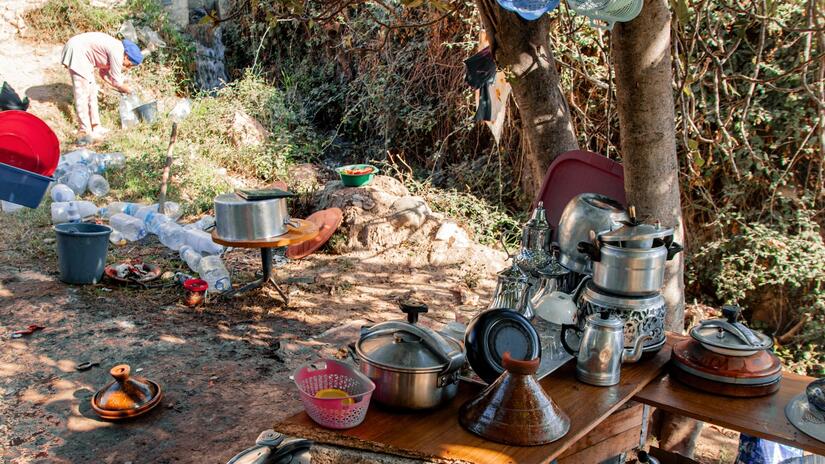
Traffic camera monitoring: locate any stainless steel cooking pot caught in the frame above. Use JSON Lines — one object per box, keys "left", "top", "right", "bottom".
{"left": 576, "top": 209, "right": 682, "bottom": 296}
{"left": 355, "top": 301, "right": 466, "bottom": 410}
{"left": 557, "top": 193, "right": 629, "bottom": 275}
{"left": 214, "top": 193, "right": 294, "bottom": 241}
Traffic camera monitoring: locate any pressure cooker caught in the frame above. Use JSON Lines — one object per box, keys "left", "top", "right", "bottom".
{"left": 355, "top": 301, "right": 466, "bottom": 410}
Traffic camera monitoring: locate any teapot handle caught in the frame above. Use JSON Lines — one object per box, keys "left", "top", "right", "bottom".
{"left": 560, "top": 324, "right": 581, "bottom": 356}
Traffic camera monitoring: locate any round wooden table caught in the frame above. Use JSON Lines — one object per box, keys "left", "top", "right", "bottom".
{"left": 212, "top": 219, "right": 319, "bottom": 304}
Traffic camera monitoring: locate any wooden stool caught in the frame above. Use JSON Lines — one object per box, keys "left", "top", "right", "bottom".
{"left": 211, "top": 219, "right": 319, "bottom": 305}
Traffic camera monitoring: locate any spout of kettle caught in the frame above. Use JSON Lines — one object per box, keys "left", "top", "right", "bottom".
{"left": 622, "top": 334, "right": 653, "bottom": 363}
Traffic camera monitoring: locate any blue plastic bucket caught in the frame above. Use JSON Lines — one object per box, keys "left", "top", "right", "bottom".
{"left": 54, "top": 223, "right": 112, "bottom": 284}
{"left": 0, "top": 162, "right": 53, "bottom": 208}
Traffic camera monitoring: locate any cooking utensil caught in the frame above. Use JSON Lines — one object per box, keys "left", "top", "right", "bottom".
{"left": 459, "top": 353, "right": 570, "bottom": 445}
{"left": 577, "top": 280, "right": 666, "bottom": 351}
{"left": 355, "top": 301, "right": 466, "bottom": 410}
{"left": 91, "top": 364, "right": 163, "bottom": 420}
{"left": 488, "top": 263, "right": 534, "bottom": 319}
{"left": 215, "top": 192, "right": 296, "bottom": 241}
{"left": 226, "top": 431, "right": 313, "bottom": 464}
{"left": 689, "top": 305, "right": 773, "bottom": 356}
{"left": 292, "top": 358, "right": 374, "bottom": 429}
{"left": 562, "top": 312, "right": 651, "bottom": 386}
{"left": 557, "top": 193, "right": 629, "bottom": 275}
{"left": 465, "top": 308, "right": 542, "bottom": 384}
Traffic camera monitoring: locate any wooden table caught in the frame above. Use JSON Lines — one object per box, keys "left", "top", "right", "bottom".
{"left": 275, "top": 340, "right": 673, "bottom": 464}
{"left": 634, "top": 371, "right": 824, "bottom": 456}
{"left": 212, "top": 219, "right": 318, "bottom": 304}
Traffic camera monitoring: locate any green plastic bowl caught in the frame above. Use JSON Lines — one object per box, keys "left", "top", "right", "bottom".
{"left": 336, "top": 164, "right": 379, "bottom": 187}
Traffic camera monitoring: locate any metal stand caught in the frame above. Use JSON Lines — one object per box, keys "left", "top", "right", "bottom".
{"left": 221, "top": 247, "right": 289, "bottom": 305}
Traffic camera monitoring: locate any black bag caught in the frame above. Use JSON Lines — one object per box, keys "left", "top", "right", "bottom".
{"left": 464, "top": 47, "right": 497, "bottom": 122}
{"left": 0, "top": 81, "right": 29, "bottom": 111}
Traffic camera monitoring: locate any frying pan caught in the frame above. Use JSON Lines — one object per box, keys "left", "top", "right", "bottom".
{"left": 464, "top": 309, "right": 542, "bottom": 384}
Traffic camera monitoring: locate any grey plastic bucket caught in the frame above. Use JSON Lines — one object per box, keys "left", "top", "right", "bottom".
{"left": 54, "top": 223, "right": 111, "bottom": 284}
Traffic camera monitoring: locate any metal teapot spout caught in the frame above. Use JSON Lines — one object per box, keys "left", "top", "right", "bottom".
{"left": 622, "top": 334, "right": 653, "bottom": 363}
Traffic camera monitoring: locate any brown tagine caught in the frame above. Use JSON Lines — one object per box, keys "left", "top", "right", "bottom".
{"left": 459, "top": 353, "right": 570, "bottom": 446}
{"left": 91, "top": 364, "right": 163, "bottom": 420}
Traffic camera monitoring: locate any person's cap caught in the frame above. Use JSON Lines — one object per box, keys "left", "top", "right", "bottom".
{"left": 122, "top": 39, "right": 143, "bottom": 66}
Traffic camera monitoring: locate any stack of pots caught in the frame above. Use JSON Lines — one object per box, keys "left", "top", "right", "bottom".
{"left": 568, "top": 203, "right": 683, "bottom": 353}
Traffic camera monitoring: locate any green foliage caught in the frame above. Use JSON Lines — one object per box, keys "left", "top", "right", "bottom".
{"left": 24, "top": 0, "right": 129, "bottom": 42}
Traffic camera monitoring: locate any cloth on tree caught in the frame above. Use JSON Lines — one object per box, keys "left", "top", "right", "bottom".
{"left": 464, "top": 47, "right": 497, "bottom": 122}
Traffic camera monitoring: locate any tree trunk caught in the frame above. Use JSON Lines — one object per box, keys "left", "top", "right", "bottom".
{"left": 475, "top": 0, "right": 578, "bottom": 195}
{"left": 612, "top": 0, "right": 685, "bottom": 332}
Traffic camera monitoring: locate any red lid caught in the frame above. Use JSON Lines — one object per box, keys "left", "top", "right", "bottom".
{"left": 183, "top": 278, "right": 209, "bottom": 292}
{"left": 0, "top": 111, "right": 60, "bottom": 176}
{"left": 286, "top": 208, "right": 343, "bottom": 259}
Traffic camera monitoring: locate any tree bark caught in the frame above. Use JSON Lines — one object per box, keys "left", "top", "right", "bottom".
{"left": 475, "top": 0, "right": 578, "bottom": 195}
{"left": 612, "top": 0, "right": 685, "bottom": 331}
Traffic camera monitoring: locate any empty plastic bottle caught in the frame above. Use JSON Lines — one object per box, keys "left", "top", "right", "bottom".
{"left": 59, "top": 165, "right": 92, "bottom": 195}
{"left": 169, "top": 98, "right": 192, "bottom": 123}
{"left": 119, "top": 95, "right": 139, "bottom": 129}
{"left": 158, "top": 222, "right": 186, "bottom": 251}
{"left": 87, "top": 174, "right": 110, "bottom": 196}
{"left": 50, "top": 184, "right": 75, "bottom": 202}
{"left": 91, "top": 152, "right": 126, "bottom": 173}
{"left": 109, "top": 213, "right": 147, "bottom": 241}
{"left": 198, "top": 255, "right": 231, "bottom": 292}
{"left": 140, "top": 211, "right": 172, "bottom": 235}
{"left": 66, "top": 202, "right": 81, "bottom": 223}
{"left": 60, "top": 148, "right": 95, "bottom": 166}
{"left": 184, "top": 229, "right": 225, "bottom": 255}
{"left": 157, "top": 201, "right": 182, "bottom": 220}
{"left": 51, "top": 201, "right": 98, "bottom": 224}
{"left": 109, "top": 229, "right": 126, "bottom": 245}
{"left": 179, "top": 245, "right": 203, "bottom": 273}
{"left": 100, "top": 201, "right": 142, "bottom": 219}
{"left": 184, "top": 215, "right": 215, "bottom": 231}
{"left": 1, "top": 201, "right": 24, "bottom": 213}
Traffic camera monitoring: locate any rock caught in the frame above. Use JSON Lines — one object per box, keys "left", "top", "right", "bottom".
{"left": 288, "top": 163, "right": 325, "bottom": 192}
{"left": 389, "top": 196, "right": 431, "bottom": 230}
{"left": 434, "top": 221, "right": 470, "bottom": 248}
{"left": 228, "top": 110, "right": 269, "bottom": 147}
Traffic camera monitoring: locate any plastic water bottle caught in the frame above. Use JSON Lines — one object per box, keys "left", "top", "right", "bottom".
{"left": 169, "top": 98, "right": 192, "bottom": 123}
{"left": 109, "top": 229, "right": 126, "bottom": 245}
{"left": 66, "top": 202, "right": 81, "bottom": 223}
{"left": 60, "top": 165, "right": 92, "bottom": 194}
{"left": 157, "top": 201, "right": 182, "bottom": 220}
{"left": 51, "top": 201, "right": 98, "bottom": 224}
{"left": 1, "top": 201, "right": 24, "bottom": 213}
{"left": 184, "top": 229, "right": 225, "bottom": 255}
{"left": 179, "top": 245, "right": 202, "bottom": 273}
{"left": 50, "top": 184, "right": 75, "bottom": 202}
{"left": 184, "top": 215, "right": 215, "bottom": 231}
{"left": 100, "top": 201, "right": 142, "bottom": 218}
{"left": 119, "top": 95, "right": 139, "bottom": 129}
{"left": 92, "top": 152, "right": 125, "bottom": 173}
{"left": 61, "top": 148, "right": 95, "bottom": 166}
{"left": 158, "top": 222, "right": 186, "bottom": 251}
{"left": 199, "top": 255, "right": 231, "bottom": 292}
{"left": 110, "top": 213, "right": 147, "bottom": 241}
{"left": 141, "top": 211, "right": 172, "bottom": 235}
{"left": 87, "top": 174, "right": 110, "bottom": 196}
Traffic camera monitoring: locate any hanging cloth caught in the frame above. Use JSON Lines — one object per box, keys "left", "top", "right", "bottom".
{"left": 464, "top": 47, "right": 497, "bottom": 122}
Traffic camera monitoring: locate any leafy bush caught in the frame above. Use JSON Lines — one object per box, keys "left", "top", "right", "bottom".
{"left": 24, "top": 0, "right": 128, "bottom": 42}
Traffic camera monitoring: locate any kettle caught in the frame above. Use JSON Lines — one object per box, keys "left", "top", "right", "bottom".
{"left": 561, "top": 312, "right": 651, "bottom": 386}
{"left": 489, "top": 263, "right": 534, "bottom": 320}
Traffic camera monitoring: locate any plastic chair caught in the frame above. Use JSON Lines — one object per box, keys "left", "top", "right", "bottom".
{"left": 533, "top": 150, "right": 626, "bottom": 238}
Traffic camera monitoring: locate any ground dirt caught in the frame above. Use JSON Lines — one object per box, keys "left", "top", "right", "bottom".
{"left": 0, "top": 5, "right": 740, "bottom": 463}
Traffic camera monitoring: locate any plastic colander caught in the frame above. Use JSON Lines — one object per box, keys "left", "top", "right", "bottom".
{"left": 568, "top": 0, "right": 644, "bottom": 30}
{"left": 292, "top": 359, "right": 375, "bottom": 429}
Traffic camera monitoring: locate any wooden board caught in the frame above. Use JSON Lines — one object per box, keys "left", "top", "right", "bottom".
{"left": 558, "top": 402, "right": 643, "bottom": 463}
{"left": 275, "top": 340, "right": 673, "bottom": 464}
{"left": 211, "top": 219, "right": 319, "bottom": 248}
{"left": 634, "top": 372, "right": 825, "bottom": 456}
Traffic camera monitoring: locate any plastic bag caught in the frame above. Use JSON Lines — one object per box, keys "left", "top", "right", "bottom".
{"left": 118, "top": 20, "right": 138, "bottom": 43}
{"left": 0, "top": 81, "right": 29, "bottom": 111}
{"left": 137, "top": 26, "right": 166, "bottom": 51}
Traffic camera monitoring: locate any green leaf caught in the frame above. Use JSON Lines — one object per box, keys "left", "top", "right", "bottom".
{"left": 693, "top": 151, "right": 705, "bottom": 167}
{"left": 670, "top": 0, "right": 690, "bottom": 24}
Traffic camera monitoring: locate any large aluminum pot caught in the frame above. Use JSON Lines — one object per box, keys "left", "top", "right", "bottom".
{"left": 214, "top": 193, "right": 293, "bottom": 241}
{"left": 557, "top": 193, "right": 628, "bottom": 275}
{"left": 355, "top": 302, "right": 466, "bottom": 410}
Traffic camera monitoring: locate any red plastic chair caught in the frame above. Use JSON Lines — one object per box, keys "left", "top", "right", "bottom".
{"left": 534, "top": 150, "right": 626, "bottom": 238}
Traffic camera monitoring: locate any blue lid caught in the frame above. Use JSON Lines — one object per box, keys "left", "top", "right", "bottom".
{"left": 495, "top": 0, "right": 561, "bottom": 20}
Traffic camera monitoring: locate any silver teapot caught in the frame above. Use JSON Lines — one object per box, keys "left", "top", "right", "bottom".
{"left": 514, "top": 202, "right": 554, "bottom": 276}
{"left": 561, "top": 312, "right": 651, "bottom": 386}
{"left": 488, "top": 263, "right": 534, "bottom": 319}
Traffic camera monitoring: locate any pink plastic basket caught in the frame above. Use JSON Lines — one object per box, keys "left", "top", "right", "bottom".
{"left": 292, "top": 359, "right": 375, "bottom": 429}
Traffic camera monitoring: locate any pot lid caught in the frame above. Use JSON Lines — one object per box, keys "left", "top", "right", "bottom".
{"left": 91, "top": 364, "right": 163, "bottom": 419}
{"left": 671, "top": 339, "right": 782, "bottom": 384}
{"left": 690, "top": 306, "right": 773, "bottom": 352}
{"left": 356, "top": 317, "right": 465, "bottom": 374}
{"left": 598, "top": 206, "right": 673, "bottom": 244}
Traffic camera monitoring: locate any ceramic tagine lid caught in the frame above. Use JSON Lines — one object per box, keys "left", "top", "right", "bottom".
{"left": 689, "top": 305, "right": 773, "bottom": 356}
{"left": 459, "top": 353, "right": 570, "bottom": 446}
{"left": 785, "top": 377, "right": 825, "bottom": 443}
{"left": 91, "top": 364, "right": 163, "bottom": 420}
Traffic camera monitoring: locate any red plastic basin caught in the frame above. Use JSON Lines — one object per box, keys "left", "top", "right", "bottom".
{"left": 0, "top": 110, "right": 60, "bottom": 176}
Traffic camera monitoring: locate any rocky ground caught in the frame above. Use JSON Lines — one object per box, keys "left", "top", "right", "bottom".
{"left": 0, "top": 3, "right": 739, "bottom": 463}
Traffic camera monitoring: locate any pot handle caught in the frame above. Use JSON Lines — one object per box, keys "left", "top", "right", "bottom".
{"left": 560, "top": 324, "right": 581, "bottom": 356}
{"left": 283, "top": 216, "right": 300, "bottom": 229}
{"left": 666, "top": 241, "right": 684, "bottom": 260}
{"left": 577, "top": 241, "right": 601, "bottom": 262}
